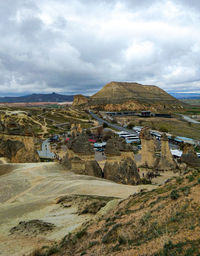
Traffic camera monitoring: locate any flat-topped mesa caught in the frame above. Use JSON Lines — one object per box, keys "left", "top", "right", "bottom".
{"left": 139, "top": 127, "right": 158, "bottom": 168}
{"left": 157, "top": 133, "right": 177, "bottom": 171}
{"left": 77, "top": 81, "right": 185, "bottom": 111}
{"left": 181, "top": 144, "right": 200, "bottom": 167}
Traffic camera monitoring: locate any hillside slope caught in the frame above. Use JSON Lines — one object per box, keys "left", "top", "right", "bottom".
{"left": 41, "top": 167, "right": 200, "bottom": 256}
{"left": 73, "top": 82, "right": 185, "bottom": 112}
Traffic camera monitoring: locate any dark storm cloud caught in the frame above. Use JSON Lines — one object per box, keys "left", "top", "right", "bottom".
{"left": 0, "top": 0, "right": 200, "bottom": 95}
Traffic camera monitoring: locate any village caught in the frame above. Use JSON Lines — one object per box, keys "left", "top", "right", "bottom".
{"left": 37, "top": 110, "right": 200, "bottom": 186}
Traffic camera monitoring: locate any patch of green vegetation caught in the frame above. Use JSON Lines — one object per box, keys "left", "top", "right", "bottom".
{"left": 170, "top": 190, "right": 180, "bottom": 200}
{"left": 179, "top": 186, "right": 191, "bottom": 196}
{"left": 154, "top": 239, "right": 200, "bottom": 256}
{"left": 88, "top": 240, "right": 99, "bottom": 248}
{"left": 75, "top": 228, "right": 87, "bottom": 239}
{"left": 139, "top": 212, "right": 151, "bottom": 225}
{"left": 32, "top": 244, "right": 60, "bottom": 256}
{"left": 176, "top": 177, "right": 184, "bottom": 184}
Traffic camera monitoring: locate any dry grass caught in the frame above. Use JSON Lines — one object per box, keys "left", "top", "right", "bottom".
{"left": 48, "top": 167, "right": 200, "bottom": 256}
{"left": 117, "top": 116, "right": 200, "bottom": 140}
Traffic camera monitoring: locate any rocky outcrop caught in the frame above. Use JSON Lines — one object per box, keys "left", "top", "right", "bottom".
{"left": 181, "top": 144, "right": 200, "bottom": 167}
{"left": 0, "top": 110, "right": 41, "bottom": 136}
{"left": 70, "top": 123, "right": 82, "bottom": 137}
{"left": 0, "top": 135, "right": 40, "bottom": 163}
{"left": 139, "top": 127, "right": 158, "bottom": 168}
{"left": 72, "top": 81, "right": 185, "bottom": 111}
{"left": 62, "top": 151, "right": 102, "bottom": 177}
{"left": 104, "top": 135, "right": 139, "bottom": 184}
{"left": 63, "top": 133, "right": 102, "bottom": 177}
{"left": 68, "top": 133, "right": 94, "bottom": 154}
{"left": 105, "top": 137, "right": 121, "bottom": 156}
{"left": 72, "top": 94, "right": 89, "bottom": 108}
{"left": 157, "top": 133, "right": 177, "bottom": 171}
{"left": 103, "top": 157, "right": 140, "bottom": 185}
{"left": 10, "top": 220, "right": 55, "bottom": 236}
{"left": 105, "top": 136, "right": 132, "bottom": 156}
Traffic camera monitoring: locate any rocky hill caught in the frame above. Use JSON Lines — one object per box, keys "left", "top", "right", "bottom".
{"left": 73, "top": 82, "right": 185, "bottom": 112}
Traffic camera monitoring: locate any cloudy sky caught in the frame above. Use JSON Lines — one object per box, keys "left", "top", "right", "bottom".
{"left": 0, "top": 0, "right": 200, "bottom": 96}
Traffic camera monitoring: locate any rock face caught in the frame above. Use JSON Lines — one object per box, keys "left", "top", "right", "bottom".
{"left": 105, "top": 137, "right": 121, "bottom": 156}
{"left": 105, "top": 136, "right": 132, "bottom": 156}
{"left": 63, "top": 133, "right": 102, "bottom": 178}
{"left": 0, "top": 135, "right": 40, "bottom": 163}
{"left": 57, "top": 194, "right": 113, "bottom": 215}
{"left": 139, "top": 127, "right": 158, "bottom": 168}
{"left": 72, "top": 81, "right": 185, "bottom": 111}
{"left": 157, "top": 133, "right": 177, "bottom": 171}
{"left": 181, "top": 144, "right": 200, "bottom": 167}
{"left": 0, "top": 110, "right": 41, "bottom": 136}
{"left": 68, "top": 133, "right": 94, "bottom": 154}
{"left": 72, "top": 94, "right": 89, "bottom": 108}
{"left": 63, "top": 152, "right": 102, "bottom": 177}
{"left": 104, "top": 136, "right": 140, "bottom": 185}
{"left": 104, "top": 157, "right": 140, "bottom": 185}
{"left": 70, "top": 123, "right": 82, "bottom": 137}
{"left": 10, "top": 220, "right": 55, "bottom": 236}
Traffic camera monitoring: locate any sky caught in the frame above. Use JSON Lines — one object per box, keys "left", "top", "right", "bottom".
{"left": 0, "top": 0, "right": 200, "bottom": 96}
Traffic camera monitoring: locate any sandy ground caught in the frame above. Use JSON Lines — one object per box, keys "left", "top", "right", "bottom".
{"left": 0, "top": 161, "right": 157, "bottom": 256}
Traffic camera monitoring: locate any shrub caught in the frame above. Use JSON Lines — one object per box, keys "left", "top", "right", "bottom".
{"left": 159, "top": 126, "right": 168, "bottom": 132}
{"left": 170, "top": 190, "right": 180, "bottom": 200}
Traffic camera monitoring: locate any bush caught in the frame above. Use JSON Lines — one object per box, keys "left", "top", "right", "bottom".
{"left": 159, "top": 126, "right": 168, "bottom": 133}
{"left": 170, "top": 190, "right": 180, "bottom": 200}
{"left": 103, "top": 122, "right": 108, "bottom": 128}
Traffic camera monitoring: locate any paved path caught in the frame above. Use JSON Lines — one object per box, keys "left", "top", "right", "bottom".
{"left": 180, "top": 114, "right": 200, "bottom": 124}
{"left": 89, "top": 111, "right": 137, "bottom": 134}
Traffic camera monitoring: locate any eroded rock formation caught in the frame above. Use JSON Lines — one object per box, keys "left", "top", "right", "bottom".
{"left": 103, "top": 157, "right": 140, "bottom": 185}
{"left": 0, "top": 135, "right": 40, "bottom": 163}
{"left": 104, "top": 135, "right": 140, "bottom": 185}
{"left": 157, "top": 133, "right": 177, "bottom": 171}
{"left": 181, "top": 144, "right": 200, "bottom": 167}
{"left": 139, "top": 127, "right": 158, "bottom": 168}
{"left": 68, "top": 133, "right": 94, "bottom": 154}
{"left": 62, "top": 134, "right": 102, "bottom": 178}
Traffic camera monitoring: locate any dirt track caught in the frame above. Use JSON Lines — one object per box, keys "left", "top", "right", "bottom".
{"left": 0, "top": 162, "right": 157, "bottom": 256}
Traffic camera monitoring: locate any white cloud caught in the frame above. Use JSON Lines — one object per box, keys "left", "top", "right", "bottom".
{"left": 0, "top": 0, "right": 200, "bottom": 95}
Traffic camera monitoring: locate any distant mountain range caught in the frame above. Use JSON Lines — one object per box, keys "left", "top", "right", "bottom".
{"left": 169, "top": 93, "right": 200, "bottom": 99}
{"left": 0, "top": 92, "right": 74, "bottom": 103}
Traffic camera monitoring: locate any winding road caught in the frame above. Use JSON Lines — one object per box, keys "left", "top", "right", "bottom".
{"left": 89, "top": 110, "right": 138, "bottom": 134}
{"left": 180, "top": 114, "right": 200, "bottom": 124}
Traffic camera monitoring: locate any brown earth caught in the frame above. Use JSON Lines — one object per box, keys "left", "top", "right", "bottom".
{"left": 0, "top": 162, "right": 157, "bottom": 256}
{"left": 73, "top": 81, "right": 185, "bottom": 112}
{"left": 45, "top": 167, "right": 200, "bottom": 256}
